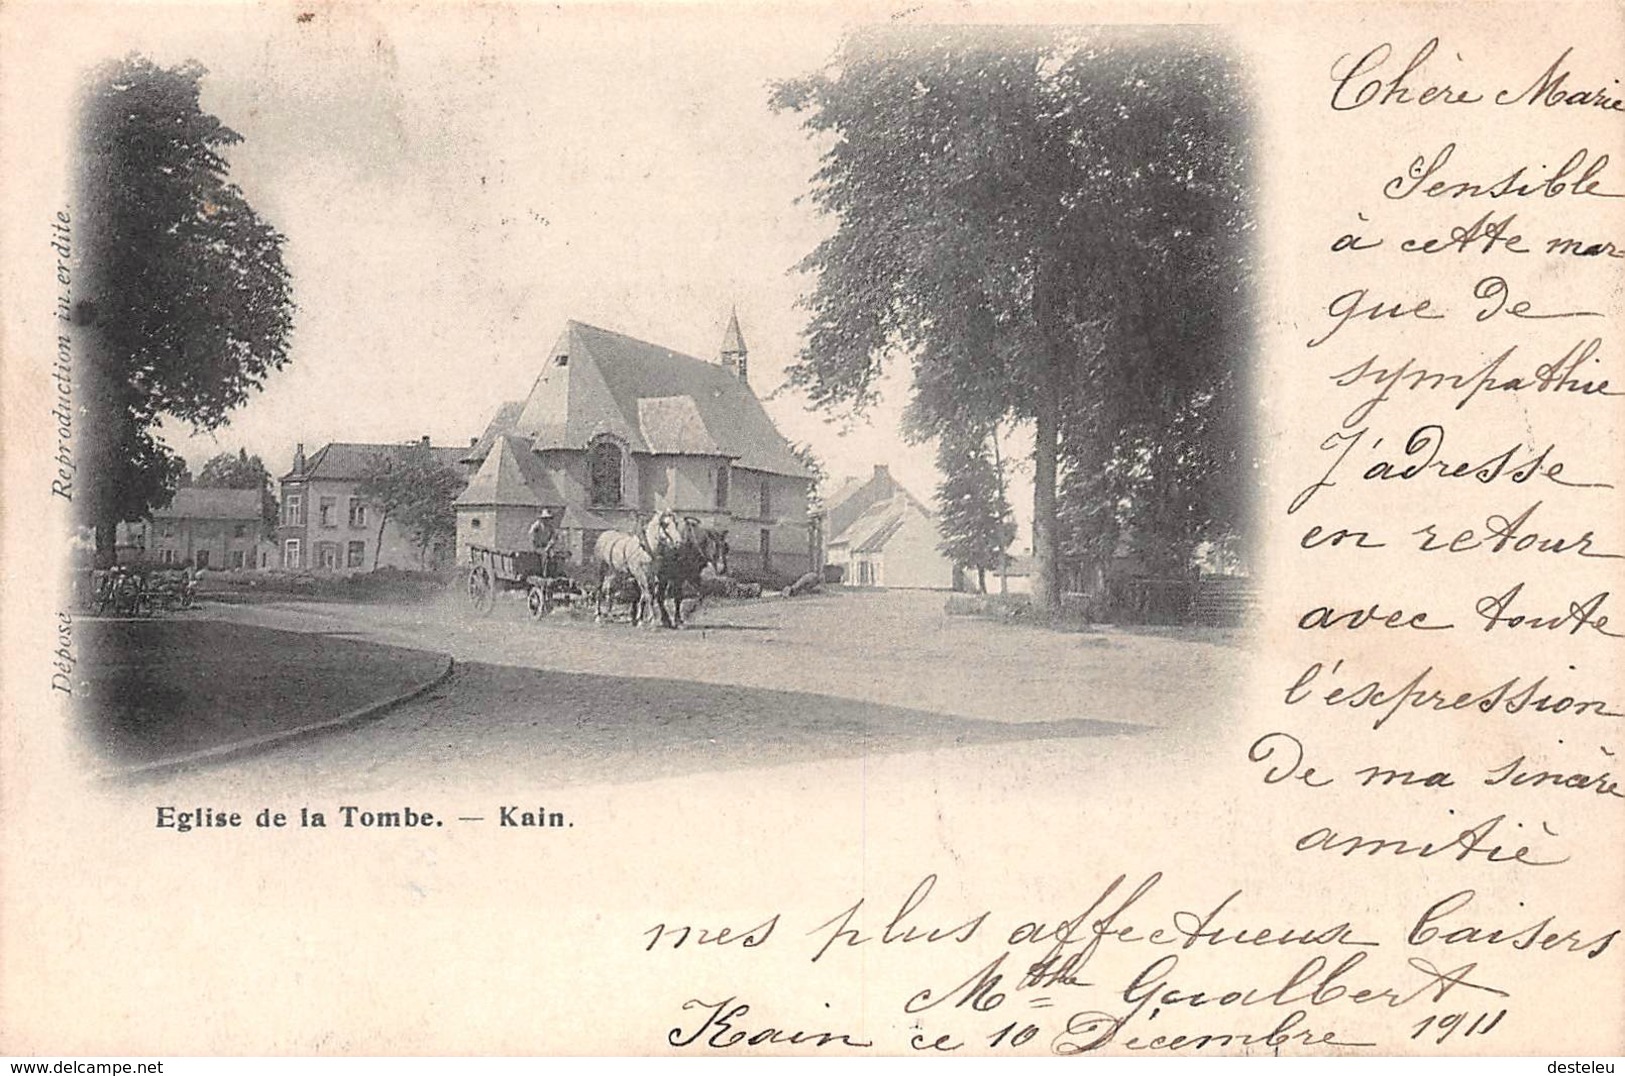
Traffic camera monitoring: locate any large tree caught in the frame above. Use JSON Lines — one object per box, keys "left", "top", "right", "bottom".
{"left": 788, "top": 440, "right": 829, "bottom": 514}
{"left": 77, "top": 55, "right": 294, "bottom": 561}
{"left": 195, "top": 448, "right": 277, "bottom": 533}
{"left": 933, "top": 423, "right": 1015, "bottom": 594}
{"left": 356, "top": 445, "right": 466, "bottom": 571}
{"left": 773, "top": 28, "right": 1253, "bottom": 612}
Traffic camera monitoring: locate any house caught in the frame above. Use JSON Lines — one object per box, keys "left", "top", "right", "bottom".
{"left": 825, "top": 478, "right": 955, "bottom": 590}
{"left": 996, "top": 553, "right": 1034, "bottom": 595}
{"left": 821, "top": 463, "right": 913, "bottom": 555}
{"left": 277, "top": 437, "right": 470, "bottom": 572}
{"left": 456, "top": 317, "right": 816, "bottom": 580}
{"left": 116, "top": 488, "right": 265, "bottom": 570}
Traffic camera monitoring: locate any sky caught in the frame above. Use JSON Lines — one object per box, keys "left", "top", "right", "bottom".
{"left": 112, "top": 4, "right": 1022, "bottom": 530}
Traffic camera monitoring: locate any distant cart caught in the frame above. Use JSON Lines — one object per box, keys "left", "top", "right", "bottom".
{"left": 465, "top": 544, "right": 585, "bottom": 619}
{"left": 87, "top": 566, "right": 197, "bottom": 616}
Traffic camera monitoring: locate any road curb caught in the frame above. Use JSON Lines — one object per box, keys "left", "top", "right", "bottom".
{"left": 99, "top": 653, "right": 456, "bottom": 781}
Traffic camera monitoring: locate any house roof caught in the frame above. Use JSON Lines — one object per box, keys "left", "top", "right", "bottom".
{"left": 822, "top": 476, "right": 866, "bottom": 516}
{"left": 828, "top": 492, "right": 933, "bottom": 553}
{"left": 153, "top": 488, "right": 262, "bottom": 521}
{"left": 481, "top": 321, "right": 811, "bottom": 479}
{"left": 823, "top": 465, "right": 931, "bottom": 540}
{"left": 285, "top": 442, "right": 467, "bottom": 482}
{"left": 853, "top": 513, "right": 908, "bottom": 553}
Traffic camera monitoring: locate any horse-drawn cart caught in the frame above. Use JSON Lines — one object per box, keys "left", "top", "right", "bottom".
{"left": 465, "top": 544, "right": 584, "bottom": 619}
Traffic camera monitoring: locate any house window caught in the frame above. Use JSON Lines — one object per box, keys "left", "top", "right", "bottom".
{"left": 760, "top": 527, "right": 771, "bottom": 571}
{"left": 555, "top": 353, "right": 569, "bottom": 367}
{"left": 230, "top": 550, "right": 245, "bottom": 569}
{"left": 716, "top": 464, "right": 730, "bottom": 511}
{"left": 160, "top": 549, "right": 174, "bottom": 565}
{"left": 319, "top": 497, "right": 337, "bottom": 528}
{"left": 283, "top": 539, "right": 301, "bottom": 568}
{"left": 470, "top": 517, "right": 482, "bottom": 530}
{"left": 319, "top": 543, "right": 339, "bottom": 570}
{"left": 162, "top": 523, "right": 175, "bottom": 539}
{"left": 234, "top": 523, "right": 247, "bottom": 538}
{"left": 347, "top": 541, "right": 366, "bottom": 568}
{"left": 589, "top": 438, "right": 623, "bottom": 507}
{"left": 260, "top": 551, "right": 268, "bottom": 568}
{"left": 284, "top": 494, "right": 303, "bottom": 526}
{"left": 348, "top": 497, "right": 367, "bottom": 528}
{"left": 759, "top": 477, "right": 772, "bottom": 519}
{"left": 196, "top": 550, "right": 210, "bottom": 569}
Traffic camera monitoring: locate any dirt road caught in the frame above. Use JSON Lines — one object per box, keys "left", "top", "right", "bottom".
{"left": 161, "top": 588, "right": 1247, "bottom": 791}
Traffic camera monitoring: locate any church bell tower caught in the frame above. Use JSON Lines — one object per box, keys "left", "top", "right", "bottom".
{"left": 720, "top": 307, "right": 748, "bottom": 386}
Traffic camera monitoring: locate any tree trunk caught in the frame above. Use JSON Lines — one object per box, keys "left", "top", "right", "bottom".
{"left": 990, "top": 423, "right": 1010, "bottom": 597}
{"left": 373, "top": 512, "right": 389, "bottom": 571}
{"left": 95, "top": 520, "right": 117, "bottom": 569}
{"left": 1032, "top": 386, "right": 1061, "bottom": 616}
{"left": 1030, "top": 251, "right": 1069, "bottom": 619}
{"left": 977, "top": 566, "right": 987, "bottom": 594}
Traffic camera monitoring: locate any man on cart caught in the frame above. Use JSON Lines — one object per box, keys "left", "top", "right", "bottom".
{"left": 528, "top": 507, "right": 570, "bottom": 577}
{"left": 529, "top": 507, "right": 556, "bottom": 553}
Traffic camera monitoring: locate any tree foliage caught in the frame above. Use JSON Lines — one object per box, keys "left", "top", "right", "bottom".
{"left": 773, "top": 28, "right": 1254, "bottom": 608}
{"left": 356, "top": 445, "right": 465, "bottom": 570}
{"left": 934, "top": 424, "right": 1015, "bottom": 592}
{"left": 77, "top": 55, "right": 294, "bottom": 557}
{"left": 788, "top": 440, "right": 829, "bottom": 514}
{"left": 195, "top": 448, "right": 277, "bottom": 533}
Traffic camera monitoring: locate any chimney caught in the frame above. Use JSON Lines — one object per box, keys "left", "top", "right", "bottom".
{"left": 420, "top": 435, "right": 431, "bottom": 448}
{"left": 469, "top": 436, "right": 479, "bottom": 448}
{"left": 293, "top": 442, "right": 306, "bottom": 475}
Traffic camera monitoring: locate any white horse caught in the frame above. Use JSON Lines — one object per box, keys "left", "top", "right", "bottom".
{"left": 593, "top": 512, "right": 683, "bottom": 627}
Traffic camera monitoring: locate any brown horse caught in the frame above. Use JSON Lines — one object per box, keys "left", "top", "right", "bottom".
{"left": 651, "top": 517, "right": 729, "bottom": 629}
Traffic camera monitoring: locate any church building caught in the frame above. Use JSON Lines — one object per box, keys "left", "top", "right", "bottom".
{"left": 455, "top": 316, "right": 816, "bottom": 580}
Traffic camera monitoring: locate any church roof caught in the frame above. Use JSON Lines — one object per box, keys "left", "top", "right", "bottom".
{"left": 453, "top": 434, "right": 618, "bottom": 529}
{"left": 454, "top": 435, "right": 551, "bottom": 508}
{"left": 721, "top": 308, "right": 747, "bottom": 355}
{"left": 478, "top": 321, "right": 811, "bottom": 479}
{"left": 637, "top": 395, "right": 725, "bottom": 455}
{"left": 463, "top": 401, "right": 524, "bottom": 464}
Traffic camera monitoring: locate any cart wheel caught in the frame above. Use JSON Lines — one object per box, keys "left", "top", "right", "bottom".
{"left": 527, "top": 583, "right": 551, "bottom": 620}
{"left": 467, "top": 565, "right": 495, "bottom": 615}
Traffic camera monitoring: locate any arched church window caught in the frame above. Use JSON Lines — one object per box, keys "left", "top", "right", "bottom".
{"left": 589, "top": 438, "right": 623, "bottom": 507}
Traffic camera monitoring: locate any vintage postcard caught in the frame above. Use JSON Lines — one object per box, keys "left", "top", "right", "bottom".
{"left": 1, "top": 0, "right": 1621, "bottom": 1059}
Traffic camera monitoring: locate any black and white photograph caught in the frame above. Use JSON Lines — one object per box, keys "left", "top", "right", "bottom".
{"left": 2, "top": 0, "right": 1620, "bottom": 1062}
{"left": 64, "top": 19, "right": 1255, "bottom": 786}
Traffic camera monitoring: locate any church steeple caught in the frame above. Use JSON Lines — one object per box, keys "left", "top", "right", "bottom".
{"left": 720, "top": 307, "right": 748, "bottom": 385}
